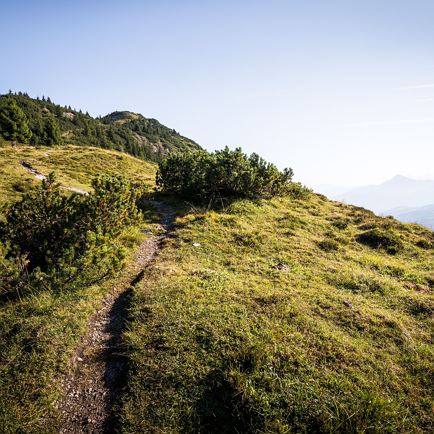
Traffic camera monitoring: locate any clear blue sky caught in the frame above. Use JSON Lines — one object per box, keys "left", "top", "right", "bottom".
{"left": 1, "top": 0, "right": 434, "bottom": 186}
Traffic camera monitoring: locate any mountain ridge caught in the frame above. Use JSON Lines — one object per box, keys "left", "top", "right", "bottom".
{"left": 0, "top": 92, "right": 201, "bottom": 161}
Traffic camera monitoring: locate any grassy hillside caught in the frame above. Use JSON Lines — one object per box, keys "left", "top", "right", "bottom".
{"left": 0, "top": 93, "right": 201, "bottom": 160}
{"left": 0, "top": 224, "right": 158, "bottom": 433}
{"left": 120, "top": 194, "right": 433, "bottom": 433}
{"left": 0, "top": 144, "right": 156, "bottom": 204}
{"left": 1, "top": 144, "right": 432, "bottom": 432}
{"left": 0, "top": 145, "right": 161, "bottom": 432}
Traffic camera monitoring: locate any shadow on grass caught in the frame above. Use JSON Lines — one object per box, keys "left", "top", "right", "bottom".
{"left": 102, "top": 283, "right": 133, "bottom": 433}
{"left": 189, "top": 369, "right": 262, "bottom": 434}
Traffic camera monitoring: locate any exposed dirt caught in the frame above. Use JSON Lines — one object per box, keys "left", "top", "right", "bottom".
{"left": 20, "top": 160, "right": 88, "bottom": 195}
{"left": 56, "top": 201, "right": 176, "bottom": 433}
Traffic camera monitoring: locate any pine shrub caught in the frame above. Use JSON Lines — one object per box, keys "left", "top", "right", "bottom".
{"left": 156, "top": 147, "right": 294, "bottom": 202}
{"left": 0, "top": 174, "right": 144, "bottom": 298}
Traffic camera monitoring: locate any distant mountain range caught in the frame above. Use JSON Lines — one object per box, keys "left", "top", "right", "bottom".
{"left": 315, "top": 175, "right": 434, "bottom": 230}
{"left": 335, "top": 175, "right": 434, "bottom": 213}
{"left": 384, "top": 204, "right": 434, "bottom": 230}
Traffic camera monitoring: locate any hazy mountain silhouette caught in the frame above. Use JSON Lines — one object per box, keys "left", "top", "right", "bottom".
{"left": 383, "top": 203, "right": 434, "bottom": 229}
{"left": 335, "top": 175, "right": 434, "bottom": 214}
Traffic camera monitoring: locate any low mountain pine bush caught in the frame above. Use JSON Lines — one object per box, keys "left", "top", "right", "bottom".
{"left": 0, "top": 173, "right": 144, "bottom": 298}
{"left": 156, "top": 147, "right": 294, "bottom": 202}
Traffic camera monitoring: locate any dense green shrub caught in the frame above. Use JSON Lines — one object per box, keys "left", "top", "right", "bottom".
{"left": 156, "top": 147, "right": 294, "bottom": 202}
{"left": 356, "top": 229, "right": 403, "bottom": 254}
{"left": 285, "top": 182, "right": 311, "bottom": 199}
{"left": 0, "top": 174, "right": 144, "bottom": 298}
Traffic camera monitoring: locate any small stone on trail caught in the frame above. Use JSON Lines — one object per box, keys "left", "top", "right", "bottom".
{"left": 343, "top": 300, "right": 353, "bottom": 309}
{"left": 274, "top": 263, "right": 289, "bottom": 271}
{"left": 77, "top": 357, "right": 83, "bottom": 362}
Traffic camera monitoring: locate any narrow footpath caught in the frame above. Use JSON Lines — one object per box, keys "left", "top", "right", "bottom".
{"left": 56, "top": 201, "right": 176, "bottom": 433}
{"left": 20, "top": 160, "right": 88, "bottom": 194}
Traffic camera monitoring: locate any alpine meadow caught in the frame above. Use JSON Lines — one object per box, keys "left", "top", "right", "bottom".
{"left": 1, "top": 1, "right": 434, "bottom": 433}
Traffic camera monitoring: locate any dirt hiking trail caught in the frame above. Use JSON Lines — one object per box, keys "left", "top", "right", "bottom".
{"left": 20, "top": 160, "right": 88, "bottom": 195}
{"left": 56, "top": 201, "right": 176, "bottom": 433}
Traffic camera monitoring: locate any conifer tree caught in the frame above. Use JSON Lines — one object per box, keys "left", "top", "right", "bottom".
{"left": 43, "top": 116, "right": 62, "bottom": 145}
{"left": 0, "top": 98, "right": 32, "bottom": 143}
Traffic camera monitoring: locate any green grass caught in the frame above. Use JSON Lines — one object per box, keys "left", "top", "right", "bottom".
{"left": 1, "top": 144, "right": 433, "bottom": 432}
{"left": 0, "top": 225, "right": 154, "bottom": 432}
{"left": 120, "top": 194, "right": 433, "bottom": 433}
{"left": 0, "top": 144, "right": 160, "bottom": 432}
{"left": 0, "top": 143, "right": 156, "bottom": 204}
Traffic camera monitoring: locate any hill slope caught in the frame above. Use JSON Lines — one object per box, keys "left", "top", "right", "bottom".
{"left": 0, "top": 144, "right": 156, "bottom": 204}
{"left": 0, "top": 146, "right": 433, "bottom": 432}
{"left": 120, "top": 194, "right": 433, "bottom": 433}
{"left": 0, "top": 92, "right": 201, "bottom": 160}
{"left": 0, "top": 145, "right": 162, "bottom": 432}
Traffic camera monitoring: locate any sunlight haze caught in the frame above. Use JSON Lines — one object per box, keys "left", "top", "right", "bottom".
{"left": 1, "top": 2, "right": 434, "bottom": 431}
{"left": 1, "top": 0, "right": 433, "bottom": 186}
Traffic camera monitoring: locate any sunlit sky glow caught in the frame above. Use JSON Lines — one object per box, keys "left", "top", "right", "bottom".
{"left": 1, "top": 0, "right": 433, "bottom": 186}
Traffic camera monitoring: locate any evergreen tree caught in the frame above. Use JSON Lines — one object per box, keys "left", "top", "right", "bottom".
{"left": 31, "top": 118, "right": 45, "bottom": 145}
{"left": 0, "top": 98, "right": 32, "bottom": 143}
{"left": 43, "top": 116, "right": 62, "bottom": 145}
{"left": 54, "top": 105, "right": 63, "bottom": 117}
